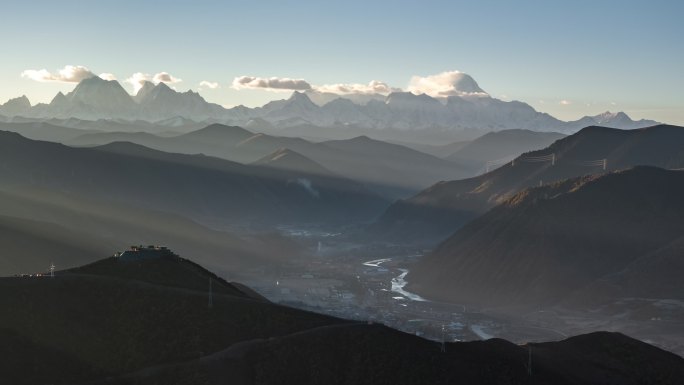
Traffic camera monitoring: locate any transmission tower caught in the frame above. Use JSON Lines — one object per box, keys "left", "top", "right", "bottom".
{"left": 49, "top": 262, "right": 55, "bottom": 278}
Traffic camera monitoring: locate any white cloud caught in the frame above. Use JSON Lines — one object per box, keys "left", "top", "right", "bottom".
{"left": 232, "top": 76, "right": 312, "bottom": 92}
{"left": 199, "top": 80, "right": 219, "bottom": 89}
{"left": 125, "top": 72, "right": 150, "bottom": 93}
{"left": 21, "top": 65, "right": 95, "bottom": 83}
{"left": 407, "top": 70, "right": 488, "bottom": 98}
{"left": 125, "top": 71, "right": 183, "bottom": 93}
{"left": 98, "top": 73, "right": 117, "bottom": 81}
{"left": 559, "top": 100, "right": 572, "bottom": 105}
{"left": 314, "top": 80, "right": 400, "bottom": 95}
{"left": 153, "top": 72, "right": 182, "bottom": 85}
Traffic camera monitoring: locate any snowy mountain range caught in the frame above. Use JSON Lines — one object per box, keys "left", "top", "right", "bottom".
{"left": 0, "top": 73, "right": 659, "bottom": 140}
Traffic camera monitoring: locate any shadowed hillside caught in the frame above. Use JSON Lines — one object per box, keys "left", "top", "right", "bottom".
{"left": 372, "top": 124, "right": 684, "bottom": 244}
{"left": 69, "top": 124, "right": 472, "bottom": 198}
{"left": 0, "top": 130, "right": 388, "bottom": 227}
{"left": 0, "top": 255, "right": 341, "bottom": 385}
{"left": 406, "top": 167, "right": 684, "bottom": 310}
{"left": 1, "top": 255, "right": 682, "bottom": 385}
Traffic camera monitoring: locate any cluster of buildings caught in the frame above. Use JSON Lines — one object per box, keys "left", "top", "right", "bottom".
{"left": 115, "top": 245, "right": 178, "bottom": 261}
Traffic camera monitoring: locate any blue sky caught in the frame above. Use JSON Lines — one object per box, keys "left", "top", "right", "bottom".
{"left": 1, "top": 0, "right": 682, "bottom": 123}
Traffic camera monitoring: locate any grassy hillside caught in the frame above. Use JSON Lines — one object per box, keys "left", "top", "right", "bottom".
{"left": 407, "top": 167, "right": 684, "bottom": 308}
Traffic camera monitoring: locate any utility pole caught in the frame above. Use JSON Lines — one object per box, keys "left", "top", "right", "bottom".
{"left": 603, "top": 158, "right": 607, "bottom": 171}
{"left": 441, "top": 324, "right": 446, "bottom": 353}
{"left": 49, "top": 262, "right": 55, "bottom": 278}
{"left": 208, "top": 278, "right": 213, "bottom": 309}
{"left": 551, "top": 153, "right": 556, "bottom": 166}
{"left": 528, "top": 345, "right": 533, "bottom": 378}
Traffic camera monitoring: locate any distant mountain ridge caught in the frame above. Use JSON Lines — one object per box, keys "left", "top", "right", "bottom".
{"left": 0, "top": 75, "right": 660, "bottom": 141}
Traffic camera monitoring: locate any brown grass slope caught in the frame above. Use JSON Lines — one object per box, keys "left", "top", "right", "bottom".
{"left": 407, "top": 167, "right": 684, "bottom": 308}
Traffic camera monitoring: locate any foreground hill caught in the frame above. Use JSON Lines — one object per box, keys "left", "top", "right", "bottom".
{"left": 1, "top": 255, "right": 682, "bottom": 385}
{"left": 0, "top": 130, "right": 388, "bottom": 227}
{"left": 0, "top": 255, "right": 340, "bottom": 385}
{"left": 372, "top": 124, "right": 684, "bottom": 243}
{"left": 406, "top": 167, "right": 684, "bottom": 311}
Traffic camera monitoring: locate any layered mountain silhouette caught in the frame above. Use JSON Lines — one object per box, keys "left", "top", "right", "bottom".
{"left": 406, "top": 167, "right": 684, "bottom": 311}
{"left": 0, "top": 130, "right": 388, "bottom": 229}
{"left": 2, "top": 254, "right": 682, "bottom": 385}
{"left": 253, "top": 148, "right": 332, "bottom": 175}
{"left": 68, "top": 124, "right": 472, "bottom": 198}
{"left": 0, "top": 121, "right": 100, "bottom": 142}
{"left": 372, "top": 124, "right": 684, "bottom": 243}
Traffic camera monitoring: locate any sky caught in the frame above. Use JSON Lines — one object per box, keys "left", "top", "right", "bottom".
{"left": 1, "top": 0, "right": 682, "bottom": 124}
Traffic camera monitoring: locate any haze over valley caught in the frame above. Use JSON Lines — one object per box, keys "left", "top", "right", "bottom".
{"left": 2, "top": 1, "right": 683, "bottom": 384}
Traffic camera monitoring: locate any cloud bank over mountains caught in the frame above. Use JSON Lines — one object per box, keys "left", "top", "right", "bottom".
{"left": 229, "top": 71, "right": 482, "bottom": 100}
{"left": 232, "top": 76, "right": 312, "bottom": 91}
{"left": 20, "top": 65, "right": 185, "bottom": 94}
{"left": 20, "top": 65, "right": 493, "bottom": 102}
{"left": 21, "top": 65, "right": 97, "bottom": 83}
{"left": 125, "top": 71, "right": 183, "bottom": 93}
{"left": 407, "top": 71, "right": 489, "bottom": 98}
